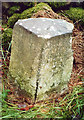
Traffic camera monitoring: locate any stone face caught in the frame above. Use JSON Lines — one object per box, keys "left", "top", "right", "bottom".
{"left": 9, "top": 18, "right": 74, "bottom": 102}
{"left": 15, "top": 18, "right": 73, "bottom": 39}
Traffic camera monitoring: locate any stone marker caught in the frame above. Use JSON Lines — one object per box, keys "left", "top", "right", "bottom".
{"left": 9, "top": 18, "right": 74, "bottom": 102}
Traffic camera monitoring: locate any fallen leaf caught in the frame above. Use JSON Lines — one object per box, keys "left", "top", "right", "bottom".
{"left": 18, "top": 105, "right": 34, "bottom": 111}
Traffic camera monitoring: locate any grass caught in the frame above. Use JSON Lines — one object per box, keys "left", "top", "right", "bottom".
{"left": 1, "top": 79, "right": 84, "bottom": 119}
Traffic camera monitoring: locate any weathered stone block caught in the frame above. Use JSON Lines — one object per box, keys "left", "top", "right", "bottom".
{"left": 9, "top": 18, "right": 74, "bottom": 102}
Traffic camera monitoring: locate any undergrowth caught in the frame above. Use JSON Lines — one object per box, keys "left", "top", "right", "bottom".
{"left": 58, "top": 7, "right": 84, "bottom": 29}
{"left": 1, "top": 78, "right": 84, "bottom": 119}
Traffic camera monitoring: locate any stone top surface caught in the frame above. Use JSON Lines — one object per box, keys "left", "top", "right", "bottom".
{"left": 15, "top": 18, "right": 74, "bottom": 39}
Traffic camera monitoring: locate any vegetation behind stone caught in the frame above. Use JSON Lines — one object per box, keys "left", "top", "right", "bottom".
{"left": 20, "top": 2, "right": 51, "bottom": 19}
{"left": 2, "top": 28, "right": 12, "bottom": 50}
{"left": 7, "top": 6, "right": 21, "bottom": 16}
{"left": 64, "top": 7, "right": 84, "bottom": 27}
{"left": 7, "top": 3, "right": 51, "bottom": 28}
{"left": 7, "top": 13, "right": 20, "bottom": 28}
{"left": 2, "top": 2, "right": 84, "bottom": 51}
{"left": 48, "top": 2, "right": 67, "bottom": 10}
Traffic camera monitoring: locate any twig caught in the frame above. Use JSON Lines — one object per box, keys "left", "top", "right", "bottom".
{"left": 77, "top": 68, "right": 84, "bottom": 76}
{"left": 74, "top": 19, "right": 84, "bottom": 25}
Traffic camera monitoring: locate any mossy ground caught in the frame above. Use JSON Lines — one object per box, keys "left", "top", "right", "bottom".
{"left": 2, "top": 28, "right": 12, "bottom": 50}
{"left": 59, "top": 7, "right": 84, "bottom": 27}
{"left": 8, "top": 3, "right": 51, "bottom": 28}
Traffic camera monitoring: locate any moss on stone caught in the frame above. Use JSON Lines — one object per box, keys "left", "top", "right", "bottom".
{"left": 2, "top": 28, "right": 12, "bottom": 50}
{"left": 20, "top": 3, "right": 51, "bottom": 19}
{"left": 48, "top": 2, "right": 67, "bottom": 10}
{"left": 8, "top": 6, "right": 21, "bottom": 16}
{"left": 64, "top": 7, "right": 84, "bottom": 26}
{"left": 7, "top": 13, "right": 20, "bottom": 28}
{"left": 22, "top": 2, "right": 35, "bottom": 8}
{"left": 7, "top": 3, "right": 51, "bottom": 28}
{"left": 8, "top": 73, "right": 33, "bottom": 99}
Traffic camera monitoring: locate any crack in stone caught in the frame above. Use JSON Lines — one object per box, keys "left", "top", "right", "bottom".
{"left": 34, "top": 44, "right": 44, "bottom": 104}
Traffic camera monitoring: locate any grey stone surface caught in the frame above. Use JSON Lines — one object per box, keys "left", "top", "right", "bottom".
{"left": 9, "top": 18, "right": 74, "bottom": 102}
{"left": 15, "top": 18, "right": 74, "bottom": 39}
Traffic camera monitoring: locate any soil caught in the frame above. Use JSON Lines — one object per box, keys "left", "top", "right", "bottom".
{"left": 1, "top": 9, "right": 84, "bottom": 106}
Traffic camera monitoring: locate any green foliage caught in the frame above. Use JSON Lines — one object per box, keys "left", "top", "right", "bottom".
{"left": 55, "top": 85, "right": 84, "bottom": 119}
{"left": 2, "top": 24, "right": 7, "bottom": 29}
{"left": 7, "top": 13, "right": 20, "bottom": 28}
{"left": 2, "top": 83, "right": 10, "bottom": 100}
{"left": 64, "top": 7, "right": 84, "bottom": 26}
{"left": 1, "top": 83, "right": 9, "bottom": 116}
{"left": 1, "top": 83, "right": 22, "bottom": 118}
{"left": 20, "top": 2, "right": 51, "bottom": 19}
{"left": 7, "top": 3, "right": 51, "bottom": 28}
{"left": 8, "top": 6, "right": 21, "bottom": 16}
{"left": 48, "top": 2, "right": 67, "bottom": 10}
{"left": 2, "top": 28, "right": 12, "bottom": 50}
{"left": 22, "top": 2, "right": 35, "bottom": 8}
{"left": 15, "top": 2, "right": 35, "bottom": 11}
{"left": 1, "top": 84, "right": 84, "bottom": 119}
